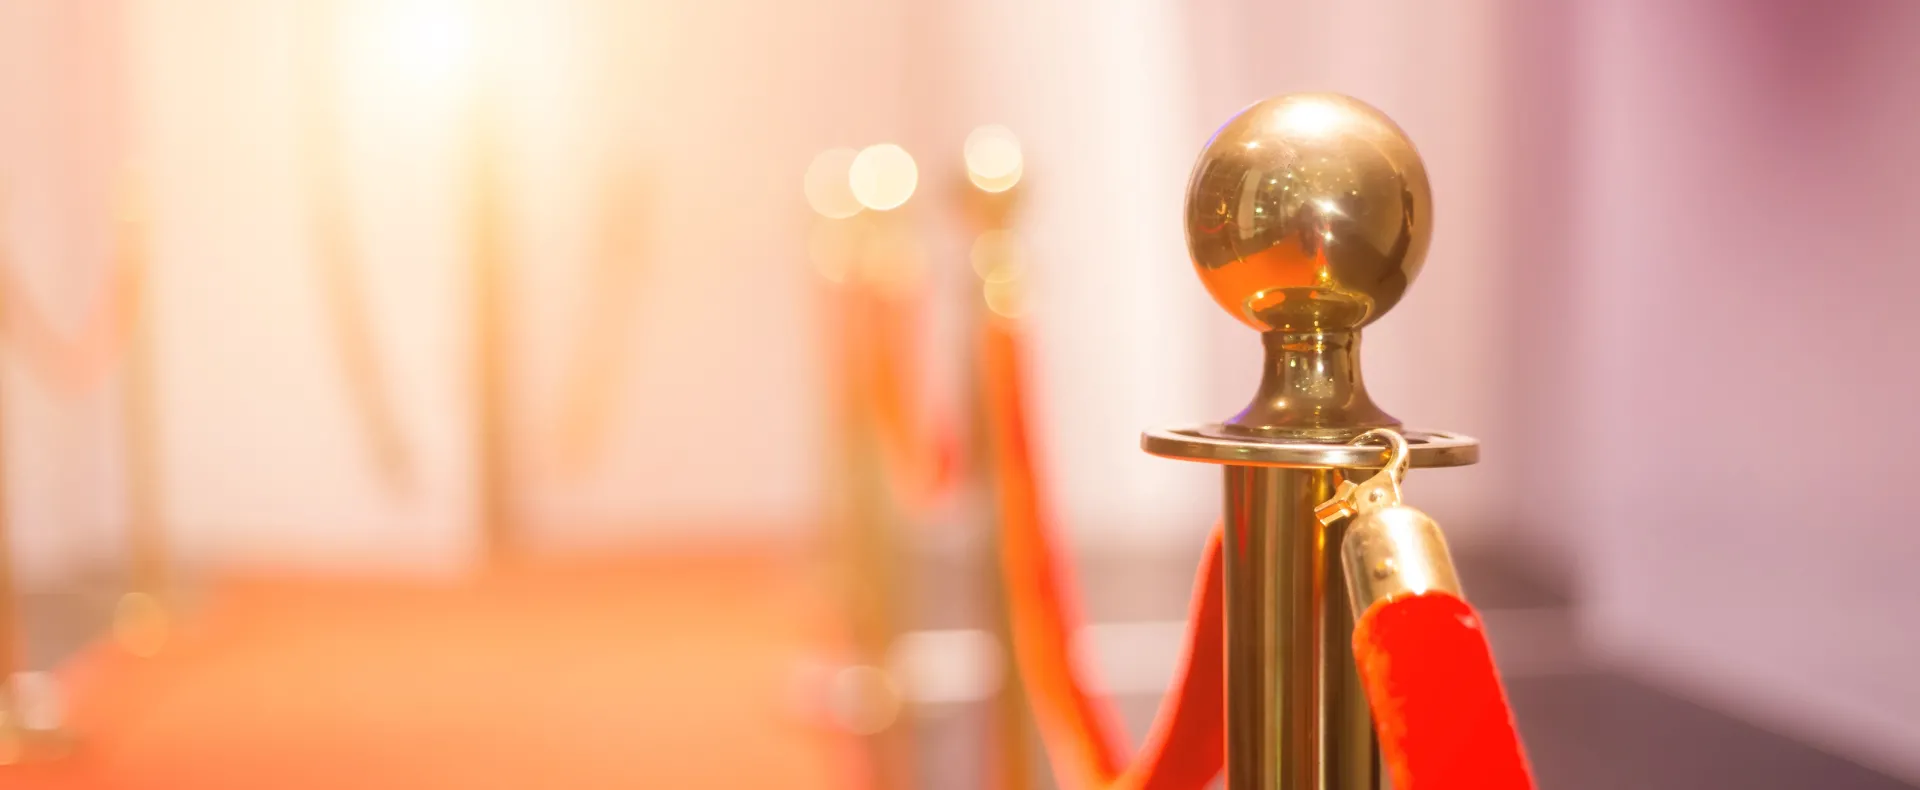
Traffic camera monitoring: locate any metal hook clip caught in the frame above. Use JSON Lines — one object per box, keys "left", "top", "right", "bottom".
{"left": 1314, "top": 428, "right": 1412, "bottom": 526}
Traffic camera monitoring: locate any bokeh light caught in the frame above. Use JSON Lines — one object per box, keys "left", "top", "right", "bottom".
{"left": 354, "top": 0, "right": 479, "bottom": 97}
{"left": 1276, "top": 96, "right": 1342, "bottom": 138}
{"left": 849, "top": 143, "right": 918, "bottom": 211}
{"left": 984, "top": 278, "right": 1025, "bottom": 318}
{"left": 803, "top": 148, "right": 862, "bottom": 219}
{"left": 964, "top": 125, "right": 1023, "bottom": 193}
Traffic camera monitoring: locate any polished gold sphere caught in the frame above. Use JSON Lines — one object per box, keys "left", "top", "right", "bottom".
{"left": 1185, "top": 93, "right": 1431, "bottom": 333}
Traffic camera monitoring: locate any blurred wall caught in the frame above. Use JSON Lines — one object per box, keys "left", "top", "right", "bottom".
{"left": 1561, "top": 0, "right": 1920, "bottom": 779}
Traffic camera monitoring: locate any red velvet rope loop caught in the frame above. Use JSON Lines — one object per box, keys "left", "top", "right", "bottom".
{"left": 858, "top": 285, "right": 960, "bottom": 516}
{"left": 1353, "top": 591, "right": 1536, "bottom": 790}
{"left": 0, "top": 230, "right": 143, "bottom": 398}
{"left": 981, "top": 317, "right": 1223, "bottom": 790}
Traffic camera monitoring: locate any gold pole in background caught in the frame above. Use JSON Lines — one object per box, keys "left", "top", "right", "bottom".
{"left": 0, "top": 193, "right": 76, "bottom": 767}
{"left": 959, "top": 124, "right": 1035, "bottom": 790}
{"left": 847, "top": 143, "right": 924, "bottom": 790}
{"left": 0, "top": 342, "right": 27, "bottom": 764}
{"left": 0, "top": 343, "right": 63, "bottom": 766}
{"left": 114, "top": 183, "right": 171, "bottom": 660}
{"left": 806, "top": 145, "right": 915, "bottom": 788}
{"left": 549, "top": 165, "right": 651, "bottom": 478}
{"left": 468, "top": 43, "right": 515, "bottom": 566}
{"left": 0, "top": 182, "right": 23, "bottom": 760}
{"left": 299, "top": 0, "right": 418, "bottom": 498}
{"left": 1141, "top": 94, "right": 1479, "bottom": 789}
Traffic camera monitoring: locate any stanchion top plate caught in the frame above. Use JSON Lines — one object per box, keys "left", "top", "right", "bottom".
{"left": 1142, "top": 426, "right": 1478, "bottom": 469}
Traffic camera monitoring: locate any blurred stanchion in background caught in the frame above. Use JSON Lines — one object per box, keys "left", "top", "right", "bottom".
{"left": 299, "top": 0, "right": 419, "bottom": 499}
{"left": 953, "top": 125, "right": 1039, "bottom": 790}
{"left": 464, "top": 6, "right": 517, "bottom": 567}
{"left": 0, "top": 174, "right": 148, "bottom": 762}
{"left": 107, "top": 183, "right": 172, "bottom": 662}
{"left": 806, "top": 142, "right": 929, "bottom": 789}
{"left": 970, "top": 137, "right": 1228, "bottom": 788}
{"left": 807, "top": 129, "right": 1074, "bottom": 789}
{"left": 548, "top": 164, "right": 652, "bottom": 480}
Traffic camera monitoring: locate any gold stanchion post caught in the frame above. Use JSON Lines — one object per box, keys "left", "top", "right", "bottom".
{"left": 1140, "top": 94, "right": 1479, "bottom": 790}
{"left": 114, "top": 183, "right": 173, "bottom": 660}
{"left": 806, "top": 144, "right": 919, "bottom": 788}
{"left": 0, "top": 190, "right": 76, "bottom": 766}
{"left": 0, "top": 409, "right": 70, "bottom": 765}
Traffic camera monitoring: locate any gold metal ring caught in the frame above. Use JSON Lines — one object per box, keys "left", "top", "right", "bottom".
{"left": 1349, "top": 428, "right": 1410, "bottom": 482}
{"left": 1139, "top": 427, "right": 1477, "bottom": 469}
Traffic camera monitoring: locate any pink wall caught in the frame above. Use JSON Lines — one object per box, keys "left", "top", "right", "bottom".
{"left": 1563, "top": 0, "right": 1920, "bottom": 778}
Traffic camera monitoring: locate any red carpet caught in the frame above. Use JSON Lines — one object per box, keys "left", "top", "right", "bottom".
{"left": 10, "top": 554, "right": 864, "bottom": 790}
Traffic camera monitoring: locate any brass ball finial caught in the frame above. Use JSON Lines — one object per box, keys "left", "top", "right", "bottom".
{"left": 1143, "top": 93, "right": 1479, "bottom": 465}
{"left": 1185, "top": 93, "right": 1431, "bottom": 333}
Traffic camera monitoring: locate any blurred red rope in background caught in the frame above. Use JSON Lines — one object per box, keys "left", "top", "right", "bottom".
{"left": 980, "top": 315, "right": 1223, "bottom": 790}
{"left": 856, "top": 285, "right": 960, "bottom": 518}
{"left": 0, "top": 209, "right": 143, "bottom": 398}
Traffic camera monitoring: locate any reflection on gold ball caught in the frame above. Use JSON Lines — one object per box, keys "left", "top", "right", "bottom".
{"left": 1185, "top": 93, "right": 1431, "bottom": 333}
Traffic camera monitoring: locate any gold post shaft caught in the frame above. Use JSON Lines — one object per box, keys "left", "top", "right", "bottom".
{"left": 1223, "top": 466, "right": 1378, "bottom": 790}
{"left": 959, "top": 124, "right": 1034, "bottom": 790}
{"left": 470, "top": 85, "right": 514, "bottom": 566}
{"left": 114, "top": 188, "right": 173, "bottom": 659}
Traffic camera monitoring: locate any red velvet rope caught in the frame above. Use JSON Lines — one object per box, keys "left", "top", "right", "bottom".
{"left": 1353, "top": 590, "right": 1536, "bottom": 790}
{"left": 859, "top": 286, "right": 960, "bottom": 515}
{"left": 0, "top": 227, "right": 143, "bottom": 397}
{"left": 980, "top": 316, "right": 1223, "bottom": 790}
